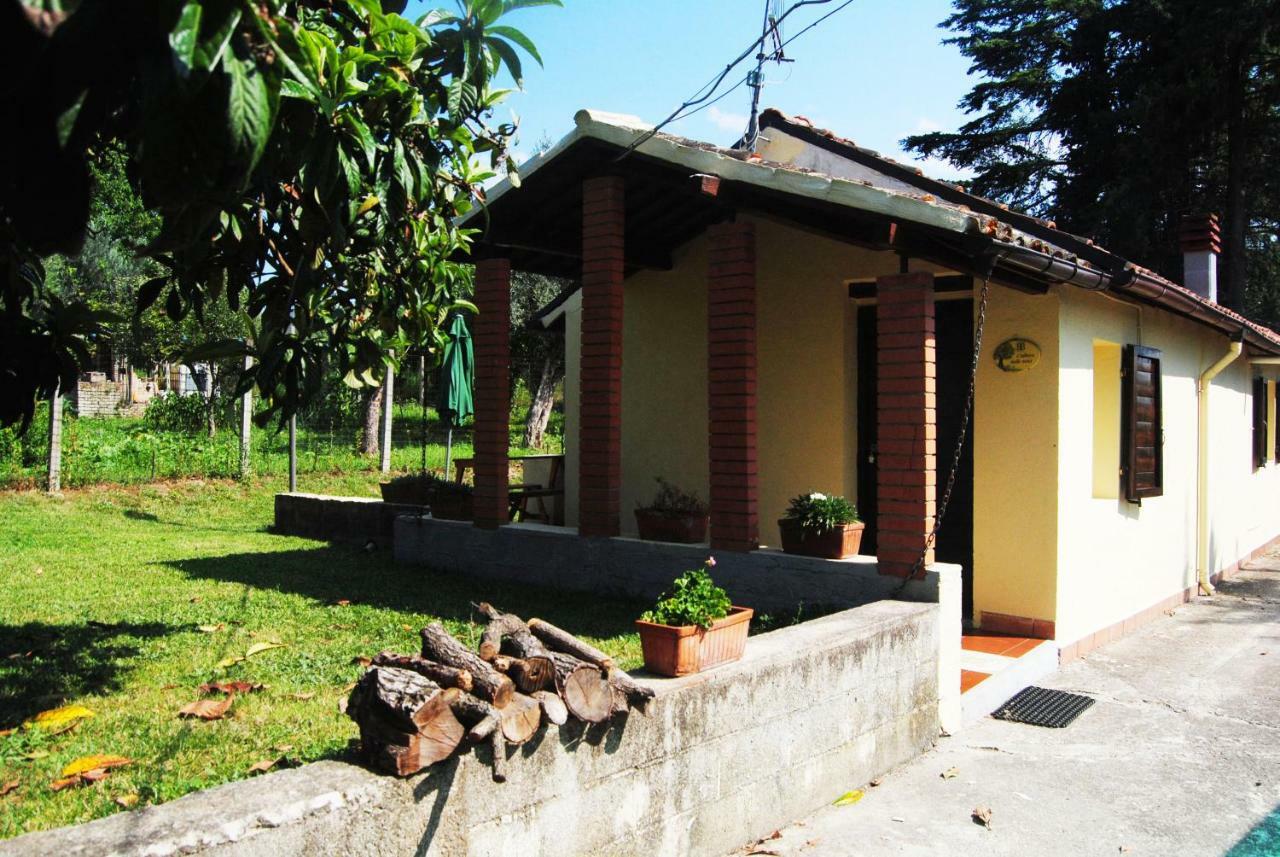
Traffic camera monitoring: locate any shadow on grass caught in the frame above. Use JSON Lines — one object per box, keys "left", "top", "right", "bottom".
{"left": 0, "top": 620, "right": 178, "bottom": 727}
{"left": 165, "top": 544, "right": 644, "bottom": 643}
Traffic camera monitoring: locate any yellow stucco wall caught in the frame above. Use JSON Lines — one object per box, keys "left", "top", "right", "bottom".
{"left": 971, "top": 285, "right": 1061, "bottom": 627}
{"left": 1053, "top": 287, "right": 1280, "bottom": 644}
{"left": 562, "top": 291, "right": 582, "bottom": 528}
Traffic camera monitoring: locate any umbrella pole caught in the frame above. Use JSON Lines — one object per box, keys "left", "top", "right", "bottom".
{"left": 445, "top": 427, "right": 453, "bottom": 477}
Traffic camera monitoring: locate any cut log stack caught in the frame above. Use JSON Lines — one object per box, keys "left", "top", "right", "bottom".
{"left": 347, "top": 606, "right": 655, "bottom": 782}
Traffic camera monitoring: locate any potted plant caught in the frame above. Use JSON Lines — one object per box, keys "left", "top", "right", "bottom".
{"left": 634, "top": 477, "right": 710, "bottom": 544}
{"left": 379, "top": 472, "right": 474, "bottom": 520}
{"left": 635, "top": 559, "right": 753, "bottom": 676}
{"left": 777, "top": 492, "right": 864, "bottom": 559}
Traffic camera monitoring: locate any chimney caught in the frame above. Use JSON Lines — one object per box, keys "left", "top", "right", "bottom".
{"left": 1178, "top": 213, "right": 1221, "bottom": 302}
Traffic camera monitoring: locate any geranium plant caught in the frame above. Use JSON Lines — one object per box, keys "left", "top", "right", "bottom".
{"left": 783, "top": 492, "right": 859, "bottom": 532}
{"left": 636, "top": 477, "right": 709, "bottom": 519}
{"left": 640, "top": 559, "right": 730, "bottom": 629}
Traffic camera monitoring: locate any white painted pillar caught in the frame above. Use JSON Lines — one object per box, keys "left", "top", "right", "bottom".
{"left": 239, "top": 354, "right": 253, "bottom": 479}
{"left": 380, "top": 363, "right": 394, "bottom": 474}
{"left": 47, "top": 384, "right": 62, "bottom": 494}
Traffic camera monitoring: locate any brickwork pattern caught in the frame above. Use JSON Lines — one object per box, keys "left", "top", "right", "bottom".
{"left": 473, "top": 258, "right": 511, "bottom": 529}
{"left": 707, "top": 221, "right": 759, "bottom": 552}
{"left": 876, "top": 272, "right": 937, "bottom": 577}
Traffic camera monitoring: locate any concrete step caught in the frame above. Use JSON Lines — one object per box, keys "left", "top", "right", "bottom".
{"left": 960, "top": 640, "right": 1058, "bottom": 724}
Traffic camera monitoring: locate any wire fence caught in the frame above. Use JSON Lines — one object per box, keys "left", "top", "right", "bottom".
{"left": 0, "top": 362, "right": 563, "bottom": 491}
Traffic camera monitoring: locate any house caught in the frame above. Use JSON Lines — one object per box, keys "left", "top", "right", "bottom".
{"left": 453, "top": 106, "right": 1280, "bottom": 665}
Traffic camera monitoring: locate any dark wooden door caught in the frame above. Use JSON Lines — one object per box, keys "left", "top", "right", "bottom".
{"left": 857, "top": 300, "right": 975, "bottom": 619}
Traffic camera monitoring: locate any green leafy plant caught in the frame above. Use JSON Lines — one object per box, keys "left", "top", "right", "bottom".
{"left": 640, "top": 559, "right": 731, "bottom": 629}
{"left": 385, "top": 470, "right": 472, "bottom": 497}
{"left": 143, "top": 393, "right": 208, "bottom": 435}
{"left": 636, "top": 477, "right": 708, "bottom": 518}
{"left": 783, "top": 492, "right": 859, "bottom": 532}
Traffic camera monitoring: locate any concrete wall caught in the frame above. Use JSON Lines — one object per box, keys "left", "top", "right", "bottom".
{"left": 1053, "top": 286, "right": 1280, "bottom": 644}
{"left": 394, "top": 516, "right": 962, "bottom": 734}
{"left": 971, "top": 284, "right": 1062, "bottom": 629}
{"left": 5, "top": 602, "right": 941, "bottom": 857}
{"left": 274, "top": 493, "right": 425, "bottom": 545}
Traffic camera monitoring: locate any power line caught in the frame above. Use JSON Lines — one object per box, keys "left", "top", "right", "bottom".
{"left": 614, "top": 0, "right": 854, "bottom": 159}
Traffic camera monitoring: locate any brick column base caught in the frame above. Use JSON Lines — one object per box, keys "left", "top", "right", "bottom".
{"left": 473, "top": 258, "right": 511, "bottom": 530}
{"left": 875, "top": 271, "right": 936, "bottom": 577}
{"left": 707, "top": 221, "right": 759, "bottom": 552}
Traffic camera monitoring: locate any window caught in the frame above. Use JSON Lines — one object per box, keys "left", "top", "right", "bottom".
{"left": 1121, "top": 345, "right": 1163, "bottom": 502}
{"left": 1253, "top": 377, "right": 1272, "bottom": 470}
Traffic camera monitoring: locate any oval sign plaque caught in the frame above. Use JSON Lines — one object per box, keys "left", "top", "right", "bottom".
{"left": 993, "top": 337, "right": 1041, "bottom": 372}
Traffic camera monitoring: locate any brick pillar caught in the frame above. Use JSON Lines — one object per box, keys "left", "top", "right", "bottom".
{"left": 708, "top": 221, "right": 759, "bottom": 552}
{"left": 875, "top": 271, "right": 936, "bottom": 577}
{"left": 473, "top": 258, "right": 511, "bottom": 530}
{"left": 578, "top": 176, "right": 625, "bottom": 537}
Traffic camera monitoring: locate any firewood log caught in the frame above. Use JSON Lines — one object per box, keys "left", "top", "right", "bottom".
{"left": 500, "top": 692, "right": 543, "bottom": 745}
{"left": 489, "top": 729, "right": 507, "bottom": 783}
{"left": 551, "top": 652, "right": 612, "bottom": 723}
{"left": 420, "top": 623, "right": 514, "bottom": 708}
{"left": 372, "top": 651, "right": 473, "bottom": 693}
{"left": 474, "top": 603, "right": 555, "bottom": 692}
{"left": 347, "top": 666, "right": 464, "bottom": 776}
{"left": 608, "top": 668, "right": 655, "bottom": 711}
{"left": 532, "top": 690, "right": 569, "bottom": 726}
{"left": 491, "top": 654, "right": 555, "bottom": 696}
{"left": 527, "top": 618, "right": 615, "bottom": 671}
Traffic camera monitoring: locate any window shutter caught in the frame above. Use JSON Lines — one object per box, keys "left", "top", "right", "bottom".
{"left": 1121, "top": 345, "right": 1163, "bottom": 502}
{"left": 1253, "top": 377, "right": 1267, "bottom": 470}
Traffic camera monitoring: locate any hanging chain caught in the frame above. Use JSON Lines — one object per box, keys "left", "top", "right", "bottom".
{"left": 896, "top": 272, "right": 993, "bottom": 591}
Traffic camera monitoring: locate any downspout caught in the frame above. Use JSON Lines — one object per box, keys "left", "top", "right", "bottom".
{"left": 1196, "top": 338, "right": 1244, "bottom": 596}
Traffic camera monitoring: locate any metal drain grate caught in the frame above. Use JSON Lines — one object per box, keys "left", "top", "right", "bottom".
{"left": 992, "top": 686, "right": 1095, "bottom": 728}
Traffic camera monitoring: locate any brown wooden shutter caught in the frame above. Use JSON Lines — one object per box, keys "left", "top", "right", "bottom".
{"left": 1253, "top": 377, "right": 1268, "bottom": 470}
{"left": 1121, "top": 345, "right": 1163, "bottom": 502}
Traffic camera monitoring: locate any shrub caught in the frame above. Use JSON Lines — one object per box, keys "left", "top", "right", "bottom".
{"left": 143, "top": 393, "right": 207, "bottom": 434}
{"left": 384, "top": 470, "right": 472, "bottom": 496}
{"left": 640, "top": 559, "right": 731, "bottom": 629}
{"left": 636, "top": 476, "right": 708, "bottom": 518}
{"left": 783, "top": 492, "right": 859, "bottom": 531}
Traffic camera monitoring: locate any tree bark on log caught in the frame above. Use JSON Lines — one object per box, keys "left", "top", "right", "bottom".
{"left": 419, "top": 623, "right": 514, "bottom": 708}
{"left": 489, "top": 729, "right": 507, "bottom": 783}
{"left": 372, "top": 651, "right": 473, "bottom": 693}
{"left": 533, "top": 690, "right": 569, "bottom": 726}
{"left": 475, "top": 603, "right": 554, "bottom": 692}
{"left": 551, "top": 652, "right": 612, "bottom": 723}
{"left": 607, "top": 669, "right": 655, "bottom": 711}
{"left": 527, "top": 618, "right": 615, "bottom": 671}
{"left": 347, "top": 666, "right": 464, "bottom": 776}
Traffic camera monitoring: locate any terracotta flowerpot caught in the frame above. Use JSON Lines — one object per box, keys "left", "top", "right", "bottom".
{"left": 777, "top": 519, "right": 865, "bottom": 559}
{"left": 635, "top": 606, "right": 753, "bottom": 677}
{"left": 634, "top": 509, "right": 709, "bottom": 544}
{"left": 428, "top": 491, "right": 473, "bottom": 521}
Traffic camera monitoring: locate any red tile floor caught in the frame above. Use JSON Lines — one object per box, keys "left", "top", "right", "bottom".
{"left": 960, "top": 632, "right": 1045, "bottom": 692}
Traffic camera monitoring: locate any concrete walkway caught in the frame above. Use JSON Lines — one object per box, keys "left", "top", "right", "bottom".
{"left": 744, "top": 559, "right": 1280, "bottom": 857}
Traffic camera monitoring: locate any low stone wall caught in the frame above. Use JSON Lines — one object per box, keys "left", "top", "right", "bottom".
{"left": 394, "top": 517, "right": 961, "bottom": 733}
{"left": 5, "top": 602, "right": 939, "bottom": 857}
{"left": 274, "top": 493, "right": 425, "bottom": 545}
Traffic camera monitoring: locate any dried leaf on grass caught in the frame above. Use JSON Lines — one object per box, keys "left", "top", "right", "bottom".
{"left": 832, "top": 789, "right": 864, "bottom": 806}
{"left": 334, "top": 599, "right": 352, "bottom": 607}
{"left": 115, "top": 793, "right": 139, "bottom": 808}
{"left": 245, "top": 641, "right": 285, "bottom": 658}
{"left": 292, "top": 691, "right": 315, "bottom": 700}
{"left": 62, "top": 755, "right": 132, "bottom": 778}
{"left": 0, "top": 780, "right": 19, "bottom": 797}
{"left": 215, "top": 655, "right": 245, "bottom": 670}
{"left": 0, "top": 728, "right": 14, "bottom": 738}
{"left": 197, "top": 624, "right": 225, "bottom": 634}
{"left": 248, "top": 757, "right": 282, "bottom": 775}
{"left": 24, "top": 704, "right": 94, "bottom": 732}
{"left": 351, "top": 656, "right": 372, "bottom": 668}
{"left": 178, "top": 695, "right": 234, "bottom": 720}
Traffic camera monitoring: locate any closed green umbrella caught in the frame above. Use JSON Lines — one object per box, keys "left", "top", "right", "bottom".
{"left": 437, "top": 313, "right": 473, "bottom": 476}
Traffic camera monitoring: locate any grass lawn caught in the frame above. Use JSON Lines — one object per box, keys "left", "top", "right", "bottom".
{"left": 0, "top": 472, "right": 641, "bottom": 839}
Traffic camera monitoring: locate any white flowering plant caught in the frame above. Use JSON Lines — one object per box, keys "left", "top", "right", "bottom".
{"left": 783, "top": 492, "right": 859, "bottom": 532}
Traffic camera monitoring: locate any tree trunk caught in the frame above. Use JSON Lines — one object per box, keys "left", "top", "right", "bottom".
{"left": 1222, "top": 45, "right": 1249, "bottom": 313}
{"left": 521, "top": 353, "right": 561, "bottom": 449}
{"left": 361, "top": 384, "right": 384, "bottom": 457}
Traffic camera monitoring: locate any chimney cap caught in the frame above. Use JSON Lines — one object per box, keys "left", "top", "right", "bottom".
{"left": 1178, "top": 212, "right": 1221, "bottom": 255}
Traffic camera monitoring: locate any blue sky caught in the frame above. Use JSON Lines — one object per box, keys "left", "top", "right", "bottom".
{"left": 408, "top": 1, "right": 979, "bottom": 177}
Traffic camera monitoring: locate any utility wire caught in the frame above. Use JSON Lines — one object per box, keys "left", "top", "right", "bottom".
{"left": 614, "top": 0, "right": 854, "bottom": 159}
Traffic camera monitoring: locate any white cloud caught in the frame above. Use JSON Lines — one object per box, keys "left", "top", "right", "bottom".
{"left": 707, "top": 106, "right": 749, "bottom": 135}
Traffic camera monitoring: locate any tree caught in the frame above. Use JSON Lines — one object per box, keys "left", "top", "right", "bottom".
{"left": 510, "top": 272, "right": 569, "bottom": 449}
{"left": 905, "top": 0, "right": 1280, "bottom": 317}
{"left": 1, "top": 0, "right": 557, "bottom": 431}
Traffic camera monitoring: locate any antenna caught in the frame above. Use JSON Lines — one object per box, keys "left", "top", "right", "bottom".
{"left": 742, "top": 0, "right": 791, "bottom": 150}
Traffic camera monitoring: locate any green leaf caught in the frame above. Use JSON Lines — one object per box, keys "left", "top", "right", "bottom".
{"left": 485, "top": 36, "right": 523, "bottom": 87}
{"left": 833, "top": 789, "right": 865, "bottom": 806}
{"left": 487, "top": 25, "right": 542, "bottom": 66}
{"left": 280, "top": 79, "right": 318, "bottom": 102}
{"left": 136, "top": 277, "right": 169, "bottom": 315}
{"left": 169, "top": 1, "right": 203, "bottom": 71}
{"left": 341, "top": 114, "right": 377, "bottom": 171}
{"left": 224, "top": 37, "right": 274, "bottom": 178}
{"left": 193, "top": 3, "right": 242, "bottom": 71}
